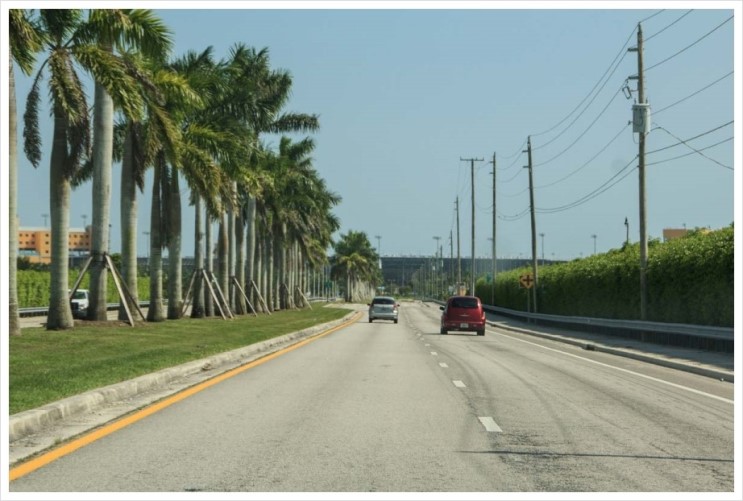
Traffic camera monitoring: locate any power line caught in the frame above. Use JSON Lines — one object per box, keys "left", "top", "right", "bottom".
{"left": 531, "top": 26, "right": 636, "bottom": 141}
{"left": 499, "top": 163, "right": 526, "bottom": 184}
{"left": 536, "top": 122, "right": 631, "bottom": 191}
{"left": 641, "top": 10, "right": 666, "bottom": 23}
{"left": 537, "top": 156, "right": 638, "bottom": 214}
{"left": 645, "top": 10, "right": 693, "bottom": 42}
{"left": 653, "top": 71, "right": 733, "bottom": 115}
{"left": 646, "top": 120, "right": 733, "bottom": 154}
{"left": 646, "top": 136, "right": 733, "bottom": 167}
{"left": 497, "top": 206, "right": 530, "bottom": 222}
{"left": 651, "top": 123, "right": 733, "bottom": 170}
{"left": 646, "top": 15, "right": 733, "bottom": 72}
{"left": 534, "top": 85, "right": 624, "bottom": 167}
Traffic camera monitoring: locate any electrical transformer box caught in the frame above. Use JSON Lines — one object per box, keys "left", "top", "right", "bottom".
{"left": 632, "top": 103, "right": 651, "bottom": 134}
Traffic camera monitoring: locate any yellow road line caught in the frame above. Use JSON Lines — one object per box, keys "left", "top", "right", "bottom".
{"left": 9, "top": 311, "right": 362, "bottom": 481}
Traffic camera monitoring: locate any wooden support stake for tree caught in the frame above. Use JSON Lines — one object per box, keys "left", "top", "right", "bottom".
{"left": 295, "top": 286, "right": 312, "bottom": 310}
{"left": 202, "top": 269, "right": 227, "bottom": 320}
{"left": 250, "top": 279, "right": 271, "bottom": 315}
{"left": 103, "top": 254, "right": 134, "bottom": 327}
{"left": 181, "top": 269, "right": 198, "bottom": 317}
{"left": 232, "top": 276, "right": 257, "bottom": 317}
{"left": 210, "top": 273, "right": 234, "bottom": 318}
{"left": 69, "top": 256, "right": 93, "bottom": 299}
{"left": 105, "top": 254, "right": 146, "bottom": 322}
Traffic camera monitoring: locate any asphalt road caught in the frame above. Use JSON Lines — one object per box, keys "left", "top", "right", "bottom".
{"left": 10, "top": 302, "right": 734, "bottom": 493}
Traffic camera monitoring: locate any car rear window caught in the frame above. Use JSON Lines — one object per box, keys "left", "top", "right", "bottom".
{"left": 372, "top": 297, "right": 395, "bottom": 305}
{"left": 449, "top": 297, "right": 479, "bottom": 308}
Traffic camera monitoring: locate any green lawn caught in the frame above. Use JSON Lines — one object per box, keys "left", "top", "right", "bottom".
{"left": 9, "top": 307, "right": 350, "bottom": 415}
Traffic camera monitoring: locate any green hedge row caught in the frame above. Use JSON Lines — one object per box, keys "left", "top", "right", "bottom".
{"left": 17, "top": 270, "right": 151, "bottom": 309}
{"left": 476, "top": 226, "right": 734, "bottom": 327}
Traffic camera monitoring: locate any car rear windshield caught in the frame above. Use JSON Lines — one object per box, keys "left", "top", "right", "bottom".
{"left": 372, "top": 297, "right": 395, "bottom": 305}
{"left": 449, "top": 297, "right": 479, "bottom": 308}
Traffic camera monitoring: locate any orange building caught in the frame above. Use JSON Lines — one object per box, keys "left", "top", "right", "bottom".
{"left": 18, "top": 225, "right": 92, "bottom": 264}
{"left": 662, "top": 228, "right": 689, "bottom": 242}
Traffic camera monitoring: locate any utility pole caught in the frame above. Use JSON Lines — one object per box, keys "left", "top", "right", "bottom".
{"left": 433, "top": 236, "right": 441, "bottom": 298}
{"left": 461, "top": 157, "right": 484, "bottom": 296}
{"left": 489, "top": 152, "right": 497, "bottom": 304}
{"left": 523, "top": 138, "right": 538, "bottom": 313}
{"left": 629, "top": 23, "right": 649, "bottom": 320}
{"left": 449, "top": 231, "right": 453, "bottom": 293}
{"left": 455, "top": 197, "right": 461, "bottom": 289}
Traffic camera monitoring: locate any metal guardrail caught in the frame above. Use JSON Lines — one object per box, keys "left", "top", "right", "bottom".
{"left": 19, "top": 302, "right": 150, "bottom": 318}
{"left": 429, "top": 299, "right": 733, "bottom": 341}
{"left": 483, "top": 304, "right": 734, "bottom": 341}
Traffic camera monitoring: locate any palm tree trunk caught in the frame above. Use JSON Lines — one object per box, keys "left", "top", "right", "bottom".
{"left": 166, "top": 166, "right": 182, "bottom": 319}
{"left": 191, "top": 194, "right": 204, "bottom": 318}
{"left": 204, "top": 214, "right": 214, "bottom": 317}
{"left": 266, "top": 235, "right": 274, "bottom": 311}
{"left": 47, "top": 106, "right": 74, "bottom": 329}
{"left": 255, "top": 233, "right": 264, "bottom": 312}
{"left": 119, "top": 124, "right": 139, "bottom": 321}
{"left": 147, "top": 157, "right": 165, "bottom": 322}
{"left": 234, "top": 213, "right": 246, "bottom": 314}
{"left": 274, "top": 231, "right": 284, "bottom": 310}
{"left": 245, "top": 196, "right": 257, "bottom": 309}
{"left": 9, "top": 60, "right": 21, "bottom": 336}
{"left": 217, "top": 214, "right": 228, "bottom": 302}
{"left": 227, "top": 211, "right": 235, "bottom": 311}
{"left": 88, "top": 82, "right": 114, "bottom": 321}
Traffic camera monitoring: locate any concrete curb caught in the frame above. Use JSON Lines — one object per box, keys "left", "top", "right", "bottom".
{"left": 487, "top": 320, "right": 734, "bottom": 383}
{"left": 9, "top": 311, "right": 360, "bottom": 443}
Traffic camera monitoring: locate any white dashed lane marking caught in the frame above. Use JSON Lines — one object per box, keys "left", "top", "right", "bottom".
{"left": 439, "top": 362, "right": 448, "bottom": 368}
{"left": 431, "top": 352, "right": 438, "bottom": 356}
{"left": 452, "top": 380, "right": 466, "bottom": 388}
{"left": 478, "top": 417, "right": 503, "bottom": 432}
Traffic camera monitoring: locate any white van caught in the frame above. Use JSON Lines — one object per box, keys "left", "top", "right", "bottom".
{"left": 69, "top": 289, "right": 89, "bottom": 318}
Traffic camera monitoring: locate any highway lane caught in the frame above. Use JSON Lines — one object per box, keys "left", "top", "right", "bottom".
{"left": 10, "top": 302, "right": 734, "bottom": 493}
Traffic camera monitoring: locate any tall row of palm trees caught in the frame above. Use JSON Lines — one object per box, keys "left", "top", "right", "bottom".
{"left": 8, "top": 8, "right": 343, "bottom": 332}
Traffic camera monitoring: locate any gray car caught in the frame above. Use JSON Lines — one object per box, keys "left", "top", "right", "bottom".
{"left": 368, "top": 296, "right": 399, "bottom": 323}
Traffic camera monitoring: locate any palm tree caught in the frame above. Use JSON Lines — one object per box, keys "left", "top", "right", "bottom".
{"left": 115, "top": 55, "right": 184, "bottom": 321}
{"left": 331, "top": 231, "right": 380, "bottom": 302}
{"left": 219, "top": 46, "right": 320, "bottom": 311}
{"left": 261, "top": 137, "right": 341, "bottom": 310}
{"left": 9, "top": 9, "right": 43, "bottom": 336}
{"left": 168, "top": 48, "right": 240, "bottom": 319}
{"left": 24, "top": 10, "right": 139, "bottom": 329}
{"left": 84, "top": 9, "right": 172, "bottom": 320}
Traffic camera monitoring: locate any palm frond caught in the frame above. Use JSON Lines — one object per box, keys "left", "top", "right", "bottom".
{"left": 23, "top": 73, "right": 43, "bottom": 168}
{"left": 10, "top": 9, "right": 45, "bottom": 75}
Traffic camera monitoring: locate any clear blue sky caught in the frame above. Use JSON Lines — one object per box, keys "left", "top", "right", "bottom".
{"left": 7, "top": 1, "right": 740, "bottom": 261}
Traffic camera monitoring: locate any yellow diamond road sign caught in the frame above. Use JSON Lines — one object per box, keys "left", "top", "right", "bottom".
{"left": 519, "top": 273, "right": 534, "bottom": 289}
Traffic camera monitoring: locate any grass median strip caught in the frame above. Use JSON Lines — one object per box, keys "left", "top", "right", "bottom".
{"left": 9, "top": 307, "right": 349, "bottom": 415}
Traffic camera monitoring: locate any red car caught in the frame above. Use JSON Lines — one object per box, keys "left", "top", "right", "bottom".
{"left": 440, "top": 296, "right": 486, "bottom": 336}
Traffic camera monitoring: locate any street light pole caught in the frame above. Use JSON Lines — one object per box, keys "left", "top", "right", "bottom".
{"left": 143, "top": 231, "right": 150, "bottom": 259}
{"left": 592, "top": 234, "right": 597, "bottom": 255}
{"left": 624, "top": 217, "right": 629, "bottom": 246}
{"left": 539, "top": 232, "right": 545, "bottom": 265}
{"left": 375, "top": 235, "right": 381, "bottom": 270}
